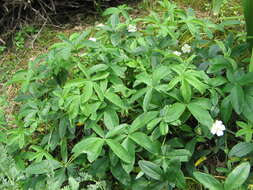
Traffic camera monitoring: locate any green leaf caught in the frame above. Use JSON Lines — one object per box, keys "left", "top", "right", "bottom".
{"left": 69, "top": 177, "right": 79, "bottom": 190}
{"left": 88, "top": 121, "right": 105, "bottom": 138}
{"left": 228, "top": 142, "right": 253, "bottom": 157}
{"left": 243, "top": 94, "right": 253, "bottom": 123}
{"left": 221, "top": 96, "right": 232, "bottom": 124}
{"left": 72, "top": 137, "right": 104, "bottom": 162}
{"left": 111, "top": 33, "right": 121, "bottom": 46}
{"left": 128, "top": 88, "right": 147, "bottom": 104}
{"left": 64, "top": 79, "right": 86, "bottom": 88}
{"left": 129, "top": 111, "right": 158, "bottom": 133}
{"left": 60, "top": 138, "right": 68, "bottom": 163}
{"left": 93, "top": 83, "right": 104, "bottom": 101}
{"left": 143, "top": 87, "right": 153, "bottom": 112}
{"left": 230, "top": 85, "right": 244, "bottom": 114}
{"left": 159, "top": 122, "right": 168, "bottom": 135}
{"left": 104, "top": 109, "right": 119, "bottom": 130}
{"left": 82, "top": 81, "right": 93, "bottom": 103}
{"left": 83, "top": 40, "right": 98, "bottom": 48}
{"left": 167, "top": 168, "right": 186, "bottom": 189}
{"left": 166, "top": 149, "right": 191, "bottom": 162}
{"left": 224, "top": 162, "right": 251, "bottom": 190}
{"left": 188, "top": 103, "right": 213, "bottom": 127}
{"left": 59, "top": 46, "right": 72, "bottom": 60}
{"left": 103, "top": 7, "right": 119, "bottom": 16}
{"left": 110, "top": 14, "right": 120, "bottom": 29}
{"left": 121, "top": 138, "right": 135, "bottom": 173}
{"left": 111, "top": 164, "right": 131, "bottom": 186}
{"left": 26, "top": 160, "right": 61, "bottom": 175}
{"left": 167, "top": 77, "right": 180, "bottom": 91}
{"left": 147, "top": 118, "right": 162, "bottom": 131}
{"left": 152, "top": 65, "right": 170, "bottom": 84}
{"left": 92, "top": 72, "right": 110, "bottom": 81}
{"left": 130, "top": 132, "right": 160, "bottom": 154}
{"left": 164, "top": 103, "right": 186, "bottom": 123}
{"left": 73, "top": 31, "right": 90, "bottom": 47}
{"left": 250, "top": 49, "right": 253, "bottom": 72}
{"left": 88, "top": 64, "right": 109, "bottom": 75}
{"left": 68, "top": 96, "right": 80, "bottom": 119}
{"left": 106, "top": 139, "right": 132, "bottom": 164}
{"left": 104, "top": 91, "right": 127, "bottom": 109}
{"left": 193, "top": 172, "right": 223, "bottom": 190}
{"left": 185, "top": 75, "right": 207, "bottom": 94}
{"left": 105, "top": 124, "right": 128, "bottom": 138}
{"left": 180, "top": 79, "right": 192, "bottom": 103}
{"left": 138, "top": 160, "right": 163, "bottom": 180}
{"left": 238, "top": 72, "right": 253, "bottom": 85}
{"left": 59, "top": 117, "right": 68, "bottom": 139}
{"left": 78, "top": 63, "right": 90, "bottom": 79}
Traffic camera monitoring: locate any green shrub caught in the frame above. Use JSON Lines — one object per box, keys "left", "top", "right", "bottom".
{"left": 3, "top": 1, "right": 253, "bottom": 189}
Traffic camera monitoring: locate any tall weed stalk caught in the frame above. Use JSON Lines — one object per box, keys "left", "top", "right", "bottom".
{"left": 244, "top": 0, "right": 253, "bottom": 49}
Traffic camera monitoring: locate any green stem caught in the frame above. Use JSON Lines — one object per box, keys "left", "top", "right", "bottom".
{"left": 244, "top": 0, "right": 253, "bottom": 49}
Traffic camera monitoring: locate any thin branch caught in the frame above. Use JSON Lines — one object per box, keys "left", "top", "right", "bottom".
{"left": 31, "top": 19, "right": 48, "bottom": 49}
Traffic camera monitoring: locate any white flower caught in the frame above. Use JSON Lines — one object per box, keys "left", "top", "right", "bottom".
{"left": 128, "top": 25, "right": 137, "bottom": 33}
{"left": 89, "top": 37, "right": 97, "bottom": 42}
{"left": 211, "top": 120, "right": 226, "bottom": 136}
{"left": 96, "top": 23, "right": 104, "bottom": 27}
{"left": 181, "top": 44, "right": 191, "bottom": 53}
{"left": 173, "top": 51, "right": 182, "bottom": 56}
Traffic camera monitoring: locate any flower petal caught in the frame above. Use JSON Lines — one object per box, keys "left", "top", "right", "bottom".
{"left": 211, "top": 127, "right": 217, "bottom": 135}
{"left": 216, "top": 130, "right": 224, "bottom": 136}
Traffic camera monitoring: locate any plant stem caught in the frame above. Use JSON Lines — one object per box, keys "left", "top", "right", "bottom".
{"left": 244, "top": 0, "right": 253, "bottom": 49}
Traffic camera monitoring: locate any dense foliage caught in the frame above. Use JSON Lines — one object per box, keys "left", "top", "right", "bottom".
{"left": 1, "top": 1, "right": 253, "bottom": 189}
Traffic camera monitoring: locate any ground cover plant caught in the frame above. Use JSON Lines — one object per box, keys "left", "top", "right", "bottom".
{"left": 1, "top": 0, "right": 253, "bottom": 189}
